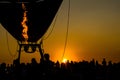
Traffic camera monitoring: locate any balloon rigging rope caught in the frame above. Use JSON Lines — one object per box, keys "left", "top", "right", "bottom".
{"left": 6, "top": 31, "right": 18, "bottom": 58}
{"left": 61, "top": 0, "right": 71, "bottom": 62}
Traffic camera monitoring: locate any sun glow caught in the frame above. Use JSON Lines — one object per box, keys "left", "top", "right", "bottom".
{"left": 62, "top": 58, "right": 68, "bottom": 63}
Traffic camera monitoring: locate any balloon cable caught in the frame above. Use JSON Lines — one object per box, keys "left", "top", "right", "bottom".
{"left": 61, "top": 0, "right": 71, "bottom": 62}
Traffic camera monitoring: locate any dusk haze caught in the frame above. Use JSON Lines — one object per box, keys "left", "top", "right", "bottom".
{"left": 0, "top": 0, "right": 120, "bottom": 64}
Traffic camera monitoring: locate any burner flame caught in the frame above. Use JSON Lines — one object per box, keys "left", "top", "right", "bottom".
{"left": 21, "top": 3, "right": 28, "bottom": 43}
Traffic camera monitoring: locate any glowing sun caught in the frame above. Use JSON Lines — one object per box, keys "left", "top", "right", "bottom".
{"left": 62, "top": 58, "right": 68, "bottom": 63}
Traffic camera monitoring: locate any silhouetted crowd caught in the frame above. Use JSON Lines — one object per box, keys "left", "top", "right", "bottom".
{"left": 0, "top": 54, "right": 120, "bottom": 80}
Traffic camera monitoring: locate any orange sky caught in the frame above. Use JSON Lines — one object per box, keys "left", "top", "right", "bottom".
{"left": 0, "top": 0, "right": 120, "bottom": 64}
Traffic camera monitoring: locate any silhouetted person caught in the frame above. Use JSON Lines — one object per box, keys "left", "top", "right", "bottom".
{"left": 102, "top": 58, "right": 107, "bottom": 66}
{"left": 31, "top": 58, "right": 37, "bottom": 65}
{"left": 29, "top": 58, "right": 39, "bottom": 80}
{"left": 44, "top": 53, "right": 50, "bottom": 61}
{"left": 0, "top": 63, "right": 7, "bottom": 80}
{"left": 1, "top": 57, "right": 120, "bottom": 80}
{"left": 42, "top": 53, "right": 54, "bottom": 80}
{"left": 43, "top": 53, "right": 54, "bottom": 69}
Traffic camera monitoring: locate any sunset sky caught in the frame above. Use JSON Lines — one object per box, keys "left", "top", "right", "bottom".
{"left": 0, "top": 0, "right": 120, "bottom": 64}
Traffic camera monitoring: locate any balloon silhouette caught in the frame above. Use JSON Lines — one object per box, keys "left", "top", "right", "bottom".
{"left": 0, "top": 0, "right": 63, "bottom": 42}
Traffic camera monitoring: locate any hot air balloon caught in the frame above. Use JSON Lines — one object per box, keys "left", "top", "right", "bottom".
{"left": 0, "top": 0, "right": 63, "bottom": 63}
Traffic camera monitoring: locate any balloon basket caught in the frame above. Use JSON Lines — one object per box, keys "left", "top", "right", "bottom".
{"left": 16, "top": 41, "right": 44, "bottom": 64}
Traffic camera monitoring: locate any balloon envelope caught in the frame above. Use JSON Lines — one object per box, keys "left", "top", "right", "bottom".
{"left": 0, "top": 0, "right": 63, "bottom": 42}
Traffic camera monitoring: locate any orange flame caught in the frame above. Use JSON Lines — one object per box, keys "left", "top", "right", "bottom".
{"left": 21, "top": 3, "right": 28, "bottom": 43}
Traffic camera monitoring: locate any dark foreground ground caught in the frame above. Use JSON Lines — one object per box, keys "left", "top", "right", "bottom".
{"left": 0, "top": 55, "right": 120, "bottom": 80}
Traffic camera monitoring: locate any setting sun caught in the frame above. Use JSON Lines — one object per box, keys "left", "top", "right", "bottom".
{"left": 62, "top": 58, "right": 68, "bottom": 63}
